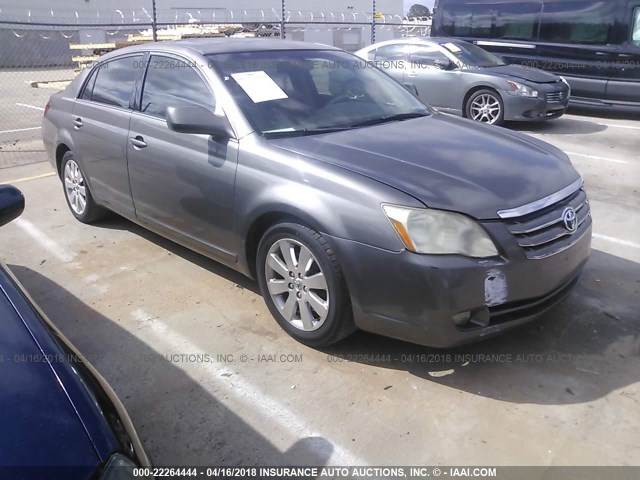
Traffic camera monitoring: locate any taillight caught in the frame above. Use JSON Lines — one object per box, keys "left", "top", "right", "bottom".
{"left": 44, "top": 100, "right": 51, "bottom": 116}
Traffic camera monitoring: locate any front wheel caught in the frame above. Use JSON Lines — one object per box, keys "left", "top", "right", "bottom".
{"left": 465, "top": 89, "right": 504, "bottom": 125}
{"left": 256, "top": 222, "right": 355, "bottom": 347}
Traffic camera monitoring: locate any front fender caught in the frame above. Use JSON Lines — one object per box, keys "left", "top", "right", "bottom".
{"left": 233, "top": 135, "right": 424, "bottom": 274}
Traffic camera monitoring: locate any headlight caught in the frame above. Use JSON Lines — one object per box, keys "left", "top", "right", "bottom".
{"left": 506, "top": 80, "right": 538, "bottom": 98}
{"left": 382, "top": 205, "right": 499, "bottom": 258}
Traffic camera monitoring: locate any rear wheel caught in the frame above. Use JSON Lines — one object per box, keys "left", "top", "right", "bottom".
{"left": 61, "top": 151, "right": 108, "bottom": 223}
{"left": 257, "top": 222, "right": 355, "bottom": 347}
{"left": 465, "top": 89, "right": 504, "bottom": 125}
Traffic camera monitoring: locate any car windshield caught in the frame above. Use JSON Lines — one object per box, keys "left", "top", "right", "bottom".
{"left": 438, "top": 41, "right": 507, "bottom": 68}
{"left": 207, "top": 49, "right": 430, "bottom": 137}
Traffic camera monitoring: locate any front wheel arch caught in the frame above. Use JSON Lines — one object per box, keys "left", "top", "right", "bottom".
{"left": 244, "top": 209, "right": 325, "bottom": 280}
{"left": 55, "top": 143, "right": 71, "bottom": 178}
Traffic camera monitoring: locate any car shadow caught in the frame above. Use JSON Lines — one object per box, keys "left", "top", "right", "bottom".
{"left": 567, "top": 104, "right": 640, "bottom": 121}
{"left": 45, "top": 211, "right": 640, "bottom": 407}
{"left": 506, "top": 117, "right": 607, "bottom": 135}
{"left": 323, "top": 248, "right": 640, "bottom": 406}
{"left": 93, "top": 214, "right": 260, "bottom": 295}
{"left": 8, "top": 265, "right": 333, "bottom": 467}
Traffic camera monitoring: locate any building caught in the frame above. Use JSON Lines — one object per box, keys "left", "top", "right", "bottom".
{"left": 0, "top": 0, "right": 404, "bottom": 66}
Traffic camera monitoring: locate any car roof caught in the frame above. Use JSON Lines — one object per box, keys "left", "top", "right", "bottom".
{"left": 103, "top": 38, "right": 340, "bottom": 59}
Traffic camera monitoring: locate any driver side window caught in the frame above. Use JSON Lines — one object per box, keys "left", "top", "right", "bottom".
{"left": 141, "top": 55, "right": 215, "bottom": 119}
{"left": 407, "top": 46, "right": 451, "bottom": 68}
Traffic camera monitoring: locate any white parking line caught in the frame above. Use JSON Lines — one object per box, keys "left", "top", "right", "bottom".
{"left": 0, "top": 126, "right": 41, "bottom": 134}
{"left": 16, "top": 103, "right": 45, "bottom": 111}
{"left": 14, "top": 219, "right": 76, "bottom": 263}
{"left": 565, "top": 151, "right": 631, "bottom": 165}
{"left": 593, "top": 233, "right": 640, "bottom": 250}
{"left": 131, "top": 307, "right": 367, "bottom": 466}
{"left": 10, "top": 214, "right": 367, "bottom": 465}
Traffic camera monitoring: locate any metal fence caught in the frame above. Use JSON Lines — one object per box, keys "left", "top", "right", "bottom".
{"left": 0, "top": 4, "right": 429, "bottom": 169}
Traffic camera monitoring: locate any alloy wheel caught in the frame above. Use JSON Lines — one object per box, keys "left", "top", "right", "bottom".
{"left": 470, "top": 93, "right": 502, "bottom": 124}
{"left": 64, "top": 159, "right": 87, "bottom": 215}
{"left": 264, "top": 238, "right": 329, "bottom": 332}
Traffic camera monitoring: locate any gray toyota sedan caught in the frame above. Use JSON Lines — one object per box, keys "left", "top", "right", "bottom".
{"left": 356, "top": 38, "right": 571, "bottom": 125}
{"left": 42, "top": 39, "right": 591, "bottom": 348}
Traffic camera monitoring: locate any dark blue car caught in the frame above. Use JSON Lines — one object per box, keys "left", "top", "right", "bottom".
{"left": 0, "top": 185, "right": 150, "bottom": 479}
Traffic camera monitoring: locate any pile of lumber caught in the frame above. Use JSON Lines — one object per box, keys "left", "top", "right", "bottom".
{"left": 69, "top": 24, "right": 254, "bottom": 70}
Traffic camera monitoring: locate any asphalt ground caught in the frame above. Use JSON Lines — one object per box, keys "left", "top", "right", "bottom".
{"left": 0, "top": 75, "right": 639, "bottom": 468}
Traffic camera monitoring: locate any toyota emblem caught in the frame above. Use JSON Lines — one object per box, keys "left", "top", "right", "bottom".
{"left": 562, "top": 207, "right": 578, "bottom": 233}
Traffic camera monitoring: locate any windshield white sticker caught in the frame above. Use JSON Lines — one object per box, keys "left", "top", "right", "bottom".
{"left": 231, "top": 71, "right": 288, "bottom": 103}
{"left": 443, "top": 42, "right": 462, "bottom": 53}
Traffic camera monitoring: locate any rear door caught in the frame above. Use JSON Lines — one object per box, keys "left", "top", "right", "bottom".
{"left": 605, "top": 1, "right": 640, "bottom": 104}
{"left": 372, "top": 44, "right": 408, "bottom": 84}
{"left": 71, "top": 54, "right": 143, "bottom": 217}
{"left": 127, "top": 54, "right": 239, "bottom": 263}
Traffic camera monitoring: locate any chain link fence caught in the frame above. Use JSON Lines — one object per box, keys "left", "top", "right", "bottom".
{"left": 0, "top": 4, "right": 430, "bottom": 169}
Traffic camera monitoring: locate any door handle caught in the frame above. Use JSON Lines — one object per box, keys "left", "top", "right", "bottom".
{"left": 407, "top": 71, "right": 418, "bottom": 77}
{"left": 617, "top": 53, "right": 633, "bottom": 58}
{"left": 72, "top": 117, "right": 83, "bottom": 129}
{"left": 129, "top": 136, "right": 147, "bottom": 149}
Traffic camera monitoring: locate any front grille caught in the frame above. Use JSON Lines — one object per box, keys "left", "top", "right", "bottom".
{"left": 504, "top": 189, "right": 592, "bottom": 259}
{"left": 546, "top": 91, "right": 565, "bottom": 103}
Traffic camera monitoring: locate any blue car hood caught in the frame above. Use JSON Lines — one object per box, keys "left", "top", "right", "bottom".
{"left": 0, "top": 284, "right": 99, "bottom": 470}
{"left": 270, "top": 113, "right": 580, "bottom": 220}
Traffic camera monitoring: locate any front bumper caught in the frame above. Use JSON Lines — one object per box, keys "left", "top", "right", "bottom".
{"left": 327, "top": 219, "right": 591, "bottom": 348}
{"left": 503, "top": 84, "right": 570, "bottom": 121}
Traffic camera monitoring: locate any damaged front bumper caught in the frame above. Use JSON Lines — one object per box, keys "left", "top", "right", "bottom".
{"left": 325, "top": 216, "right": 591, "bottom": 348}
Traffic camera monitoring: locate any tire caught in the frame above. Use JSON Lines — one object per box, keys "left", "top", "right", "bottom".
{"left": 257, "top": 222, "right": 355, "bottom": 347}
{"left": 465, "top": 89, "right": 505, "bottom": 126}
{"left": 60, "top": 151, "right": 108, "bottom": 223}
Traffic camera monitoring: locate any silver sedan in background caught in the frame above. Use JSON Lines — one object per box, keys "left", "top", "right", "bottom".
{"left": 356, "top": 38, "right": 571, "bottom": 125}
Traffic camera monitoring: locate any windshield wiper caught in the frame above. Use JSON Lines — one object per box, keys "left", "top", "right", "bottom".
{"left": 264, "top": 126, "right": 351, "bottom": 139}
{"left": 349, "top": 112, "right": 429, "bottom": 128}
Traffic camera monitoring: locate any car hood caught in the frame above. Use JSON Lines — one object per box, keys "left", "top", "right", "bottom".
{"left": 472, "top": 64, "right": 561, "bottom": 84}
{"left": 0, "top": 284, "right": 99, "bottom": 469}
{"left": 269, "top": 113, "right": 580, "bottom": 220}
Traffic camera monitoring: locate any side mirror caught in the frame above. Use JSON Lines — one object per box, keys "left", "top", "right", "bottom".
{"left": 434, "top": 58, "right": 454, "bottom": 70}
{"left": 0, "top": 185, "right": 25, "bottom": 228}
{"left": 166, "top": 105, "right": 234, "bottom": 139}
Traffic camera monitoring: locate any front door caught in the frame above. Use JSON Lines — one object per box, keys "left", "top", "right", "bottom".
{"left": 126, "top": 55, "right": 239, "bottom": 262}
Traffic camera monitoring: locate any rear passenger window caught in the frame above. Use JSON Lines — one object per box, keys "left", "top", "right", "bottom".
{"left": 441, "top": 2, "right": 542, "bottom": 40}
{"left": 539, "top": 1, "right": 615, "bottom": 45}
{"left": 80, "top": 69, "right": 97, "bottom": 100}
{"left": 141, "top": 55, "right": 215, "bottom": 119}
{"left": 494, "top": 2, "right": 541, "bottom": 41}
{"left": 91, "top": 55, "right": 141, "bottom": 109}
{"left": 374, "top": 44, "right": 407, "bottom": 61}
